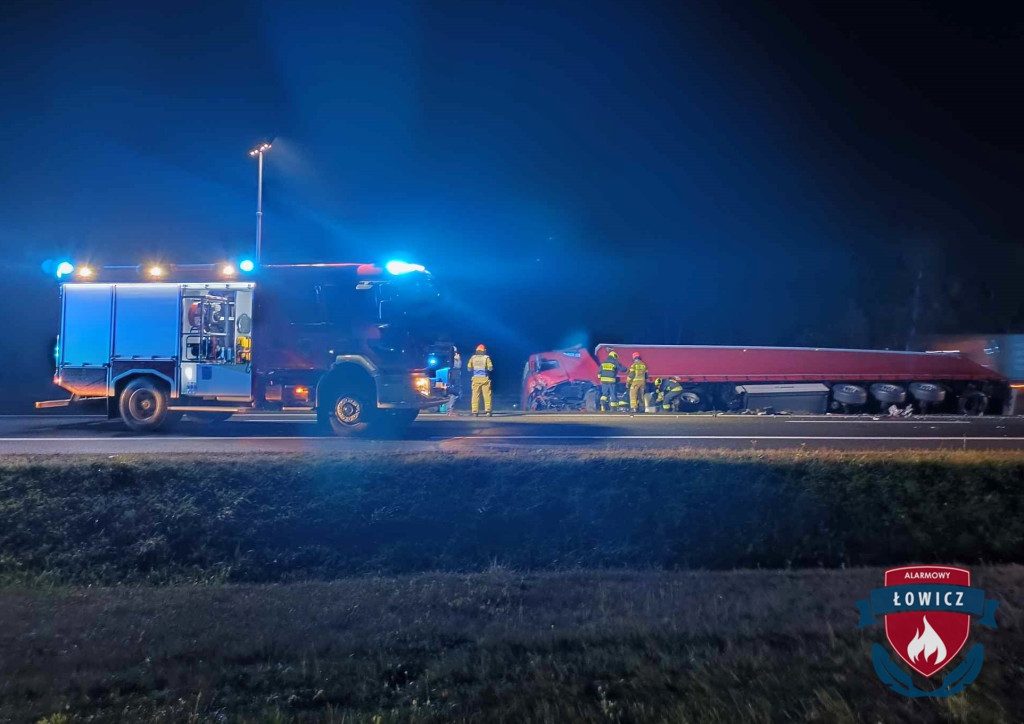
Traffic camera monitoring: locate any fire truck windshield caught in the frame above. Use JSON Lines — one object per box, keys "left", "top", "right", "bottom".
{"left": 376, "top": 275, "right": 440, "bottom": 324}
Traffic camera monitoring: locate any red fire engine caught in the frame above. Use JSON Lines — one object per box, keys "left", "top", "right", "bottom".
{"left": 38, "top": 260, "right": 449, "bottom": 435}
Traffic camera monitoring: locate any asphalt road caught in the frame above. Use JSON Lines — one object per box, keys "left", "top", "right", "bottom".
{"left": 2, "top": 411, "right": 1023, "bottom": 453}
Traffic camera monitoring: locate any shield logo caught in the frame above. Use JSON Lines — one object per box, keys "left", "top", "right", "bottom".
{"left": 883, "top": 565, "right": 971, "bottom": 677}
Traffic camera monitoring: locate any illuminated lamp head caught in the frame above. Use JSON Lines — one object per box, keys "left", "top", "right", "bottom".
{"left": 385, "top": 260, "right": 426, "bottom": 275}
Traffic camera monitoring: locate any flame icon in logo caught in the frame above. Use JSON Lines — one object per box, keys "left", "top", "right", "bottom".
{"left": 907, "top": 616, "right": 947, "bottom": 666}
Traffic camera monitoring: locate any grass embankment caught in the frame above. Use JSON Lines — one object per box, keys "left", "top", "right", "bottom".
{"left": 0, "top": 451, "right": 1022, "bottom": 585}
{"left": 3, "top": 567, "right": 1023, "bottom": 723}
{"left": 2, "top": 451, "right": 1023, "bottom": 722}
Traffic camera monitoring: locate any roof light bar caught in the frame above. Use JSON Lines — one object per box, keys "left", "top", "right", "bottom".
{"left": 385, "top": 260, "right": 427, "bottom": 275}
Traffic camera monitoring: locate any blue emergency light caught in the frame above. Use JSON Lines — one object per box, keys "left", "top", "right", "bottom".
{"left": 385, "top": 260, "right": 426, "bottom": 275}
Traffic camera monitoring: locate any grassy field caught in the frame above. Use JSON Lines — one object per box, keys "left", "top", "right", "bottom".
{"left": 1, "top": 450, "right": 1022, "bottom": 722}
{"left": 0, "top": 450, "right": 1022, "bottom": 584}
{"left": 3, "top": 567, "right": 1022, "bottom": 723}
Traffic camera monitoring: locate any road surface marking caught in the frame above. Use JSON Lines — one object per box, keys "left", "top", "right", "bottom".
{"left": 0, "top": 436, "right": 320, "bottom": 442}
{"left": 785, "top": 419, "right": 969, "bottom": 425}
{"left": 437, "top": 435, "right": 1020, "bottom": 442}
{"left": 236, "top": 419, "right": 316, "bottom": 423}
{"left": 0, "top": 435, "right": 1019, "bottom": 444}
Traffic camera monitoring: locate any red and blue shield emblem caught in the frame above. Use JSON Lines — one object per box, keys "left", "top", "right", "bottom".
{"left": 856, "top": 564, "right": 999, "bottom": 698}
{"left": 882, "top": 565, "right": 970, "bottom": 678}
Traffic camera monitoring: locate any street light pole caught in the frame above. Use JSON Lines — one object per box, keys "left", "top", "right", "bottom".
{"left": 249, "top": 142, "right": 272, "bottom": 264}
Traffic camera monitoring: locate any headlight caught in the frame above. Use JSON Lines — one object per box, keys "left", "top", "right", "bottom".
{"left": 414, "top": 376, "right": 431, "bottom": 396}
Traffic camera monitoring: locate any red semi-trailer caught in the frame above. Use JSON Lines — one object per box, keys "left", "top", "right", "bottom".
{"left": 522, "top": 344, "right": 1010, "bottom": 415}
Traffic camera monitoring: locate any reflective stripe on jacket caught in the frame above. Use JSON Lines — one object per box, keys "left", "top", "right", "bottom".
{"left": 598, "top": 359, "right": 623, "bottom": 383}
{"left": 627, "top": 360, "right": 648, "bottom": 385}
{"left": 468, "top": 354, "right": 493, "bottom": 377}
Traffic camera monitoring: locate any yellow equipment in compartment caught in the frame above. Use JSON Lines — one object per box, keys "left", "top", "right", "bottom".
{"left": 236, "top": 335, "right": 252, "bottom": 363}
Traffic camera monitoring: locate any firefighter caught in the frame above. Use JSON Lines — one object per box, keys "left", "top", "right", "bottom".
{"left": 626, "top": 352, "right": 648, "bottom": 413}
{"left": 446, "top": 347, "right": 462, "bottom": 416}
{"left": 655, "top": 377, "right": 685, "bottom": 412}
{"left": 467, "top": 344, "right": 493, "bottom": 416}
{"left": 597, "top": 349, "right": 626, "bottom": 412}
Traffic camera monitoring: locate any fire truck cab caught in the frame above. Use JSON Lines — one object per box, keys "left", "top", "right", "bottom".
{"left": 42, "top": 261, "right": 449, "bottom": 435}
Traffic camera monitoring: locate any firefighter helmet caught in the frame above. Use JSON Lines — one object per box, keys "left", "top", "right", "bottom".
{"left": 655, "top": 378, "right": 663, "bottom": 386}
{"left": 608, "top": 350, "right": 618, "bottom": 359}
{"left": 632, "top": 352, "right": 641, "bottom": 360}
{"left": 476, "top": 344, "right": 487, "bottom": 353}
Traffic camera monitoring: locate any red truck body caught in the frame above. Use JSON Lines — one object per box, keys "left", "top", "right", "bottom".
{"left": 522, "top": 344, "right": 1009, "bottom": 413}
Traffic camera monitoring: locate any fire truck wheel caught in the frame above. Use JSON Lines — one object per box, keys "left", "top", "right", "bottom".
{"left": 119, "top": 378, "right": 171, "bottom": 432}
{"left": 186, "top": 412, "right": 233, "bottom": 424}
{"left": 322, "top": 389, "right": 376, "bottom": 435}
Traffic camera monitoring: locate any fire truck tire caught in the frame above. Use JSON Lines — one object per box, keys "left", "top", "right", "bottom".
{"left": 321, "top": 389, "right": 377, "bottom": 435}
{"left": 869, "top": 383, "right": 907, "bottom": 405}
{"left": 831, "top": 384, "right": 868, "bottom": 406}
{"left": 908, "top": 382, "right": 946, "bottom": 404}
{"left": 186, "top": 412, "right": 233, "bottom": 424}
{"left": 118, "top": 377, "right": 171, "bottom": 432}
{"left": 957, "top": 390, "right": 988, "bottom": 416}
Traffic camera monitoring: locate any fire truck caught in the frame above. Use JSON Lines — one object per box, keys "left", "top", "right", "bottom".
{"left": 38, "top": 260, "right": 449, "bottom": 434}
{"left": 522, "top": 344, "right": 1013, "bottom": 415}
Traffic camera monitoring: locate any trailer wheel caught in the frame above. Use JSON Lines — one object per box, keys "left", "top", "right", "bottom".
{"left": 119, "top": 378, "right": 171, "bottom": 432}
{"left": 716, "top": 384, "right": 743, "bottom": 411}
{"left": 958, "top": 390, "right": 988, "bottom": 416}
{"left": 679, "top": 391, "right": 702, "bottom": 412}
{"left": 320, "top": 388, "right": 376, "bottom": 435}
{"left": 832, "top": 384, "right": 868, "bottom": 406}
{"left": 869, "top": 383, "right": 907, "bottom": 405}
{"left": 909, "top": 382, "right": 946, "bottom": 405}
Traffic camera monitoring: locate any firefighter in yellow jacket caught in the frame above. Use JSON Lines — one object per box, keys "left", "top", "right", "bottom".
{"left": 467, "top": 344, "right": 494, "bottom": 416}
{"left": 626, "top": 352, "right": 648, "bottom": 413}
{"left": 597, "top": 349, "right": 626, "bottom": 412}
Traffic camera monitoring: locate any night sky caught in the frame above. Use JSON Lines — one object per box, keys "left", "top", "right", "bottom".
{"left": 3, "top": 1, "right": 1022, "bottom": 405}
